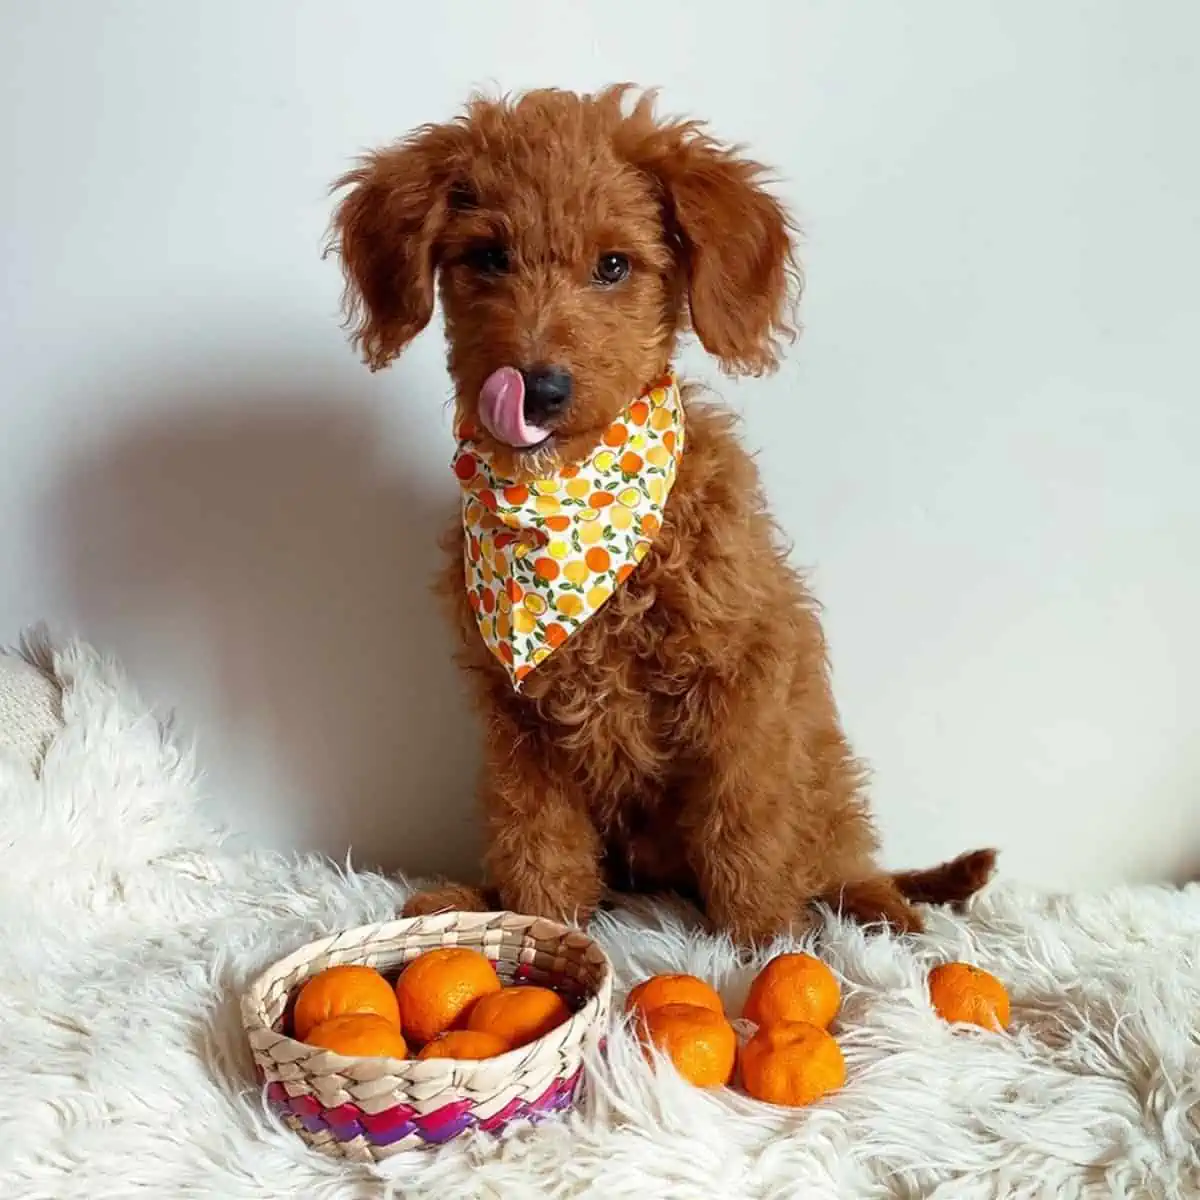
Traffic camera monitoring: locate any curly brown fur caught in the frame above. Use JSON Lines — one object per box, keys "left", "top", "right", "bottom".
{"left": 333, "top": 86, "right": 996, "bottom": 944}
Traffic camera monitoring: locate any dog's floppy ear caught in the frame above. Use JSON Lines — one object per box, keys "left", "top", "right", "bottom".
{"left": 330, "top": 124, "right": 463, "bottom": 371}
{"left": 622, "top": 97, "right": 801, "bottom": 376}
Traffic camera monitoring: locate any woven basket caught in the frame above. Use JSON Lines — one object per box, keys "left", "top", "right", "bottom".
{"left": 241, "top": 910, "right": 613, "bottom": 1161}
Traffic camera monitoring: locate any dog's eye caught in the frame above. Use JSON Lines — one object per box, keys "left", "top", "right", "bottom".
{"left": 593, "top": 253, "right": 631, "bottom": 286}
{"left": 463, "top": 243, "right": 510, "bottom": 276}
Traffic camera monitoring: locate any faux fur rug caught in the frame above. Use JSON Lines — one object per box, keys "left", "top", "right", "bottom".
{"left": 1, "top": 639, "right": 1198, "bottom": 1199}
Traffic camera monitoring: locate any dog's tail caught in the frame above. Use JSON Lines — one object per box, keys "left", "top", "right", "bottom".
{"left": 819, "top": 848, "right": 998, "bottom": 933}
{"left": 891, "top": 847, "right": 998, "bottom": 908}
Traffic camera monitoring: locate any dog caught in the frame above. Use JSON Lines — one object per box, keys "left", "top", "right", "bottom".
{"left": 332, "top": 86, "right": 995, "bottom": 943}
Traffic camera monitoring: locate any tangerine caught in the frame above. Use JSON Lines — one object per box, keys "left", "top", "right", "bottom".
{"left": 305, "top": 1013, "right": 408, "bottom": 1059}
{"left": 626, "top": 973, "right": 724, "bottom": 1018}
{"left": 467, "top": 985, "right": 570, "bottom": 1048}
{"left": 928, "top": 963, "right": 1010, "bottom": 1030}
{"left": 394, "top": 947, "right": 502, "bottom": 1045}
{"left": 292, "top": 964, "right": 400, "bottom": 1041}
{"left": 637, "top": 1002, "right": 736, "bottom": 1088}
{"left": 740, "top": 1020, "right": 845, "bottom": 1106}
{"left": 417, "top": 1030, "right": 511, "bottom": 1060}
{"left": 743, "top": 953, "right": 840, "bottom": 1030}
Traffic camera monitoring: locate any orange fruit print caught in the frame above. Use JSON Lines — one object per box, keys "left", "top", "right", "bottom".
{"left": 453, "top": 375, "right": 685, "bottom": 689}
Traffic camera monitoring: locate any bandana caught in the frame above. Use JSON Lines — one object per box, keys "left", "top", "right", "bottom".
{"left": 452, "top": 373, "right": 684, "bottom": 689}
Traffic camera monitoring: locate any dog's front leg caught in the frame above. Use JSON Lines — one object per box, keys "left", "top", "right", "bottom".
{"left": 481, "top": 749, "right": 603, "bottom": 927}
{"left": 681, "top": 775, "right": 816, "bottom": 947}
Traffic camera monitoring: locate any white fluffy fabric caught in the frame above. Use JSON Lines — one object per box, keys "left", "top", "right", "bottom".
{"left": 1, "top": 639, "right": 1198, "bottom": 1199}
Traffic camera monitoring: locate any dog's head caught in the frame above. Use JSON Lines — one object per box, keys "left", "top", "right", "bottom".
{"left": 332, "top": 86, "right": 799, "bottom": 468}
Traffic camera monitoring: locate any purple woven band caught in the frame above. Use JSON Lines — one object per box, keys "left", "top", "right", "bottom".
{"left": 266, "top": 1067, "right": 583, "bottom": 1148}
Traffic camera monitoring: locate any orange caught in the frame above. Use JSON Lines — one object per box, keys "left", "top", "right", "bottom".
{"left": 533, "top": 557, "right": 560, "bottom": 582}
{"left": 619, "top": 451, "right": 644, "bottom": 475}
{"left": 740, "top": 1020, "right": 845, "bottom": 1107}
{"left": 467, "top": 985, "right": 570, "bottom": 1048}
{"left": 584, "top": 547, "right": 611, "bottom": 573}
{"left": 292, "top": 964, "right": 401, "bottom": 1041}
{"left": 626, "top": 973, "right": 724, "bottom": 1019}
{"left": 416, "top": 1030, "right": 511, "bottom": 1060}
{"left": 395, "top": 947, "right": 503, "bottom": 1045}
{"left": 637, "top": 1002, "right": 737, "bottom": 1088}
{"left": 928, "top": 963, "right": 1010, "bottom": 1031}
{"left": 305, "top": 1013, "right": 408, "bottom": 1059}
{"left": 743, "top": 953, "right": 840, "bottom": 1030}
{"left": 603, "top": 424, "right": 628, "bottom": 447}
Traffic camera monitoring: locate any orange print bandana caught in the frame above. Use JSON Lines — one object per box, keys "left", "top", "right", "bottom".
{"left": 452, "top": 374, "right": 684, "bottom": 689}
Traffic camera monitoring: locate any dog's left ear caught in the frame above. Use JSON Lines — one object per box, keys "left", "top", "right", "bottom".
{"left": 626, "top": 104, "right": 801, "bottom": 376}
{"left": 329, "top": 123, "right": 464, "bottom": 371}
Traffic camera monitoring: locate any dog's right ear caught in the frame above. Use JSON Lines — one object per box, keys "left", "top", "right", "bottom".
{"left": 330, "top": 125, "right": 463, "bottom": 371}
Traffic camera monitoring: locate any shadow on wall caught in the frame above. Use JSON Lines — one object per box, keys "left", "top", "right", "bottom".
{"left": 47, "top": 357, "right": 483, "bottom": 880}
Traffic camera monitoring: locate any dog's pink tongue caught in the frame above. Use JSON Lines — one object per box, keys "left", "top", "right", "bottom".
{"left": 478, "top": 367, "right": 552, "bottom": 448}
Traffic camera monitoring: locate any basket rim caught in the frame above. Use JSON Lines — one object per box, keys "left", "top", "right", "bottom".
{"left": 241, "top": 909, "right": 613, "bottom": 1081}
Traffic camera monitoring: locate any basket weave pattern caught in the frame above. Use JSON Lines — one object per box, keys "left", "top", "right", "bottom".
{"left": 241, "top": 910, "right": 612, "bottom": 1160}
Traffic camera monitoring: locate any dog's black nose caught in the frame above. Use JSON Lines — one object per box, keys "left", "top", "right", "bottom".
{"left": 521, "top": 365, "right": 573, "bottom": 422}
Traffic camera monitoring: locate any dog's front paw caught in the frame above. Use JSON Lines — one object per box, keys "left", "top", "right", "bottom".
{"left": 713, "top": 903, "right": 816, "bottom": 950}
{"left": 498, "top": 880, "right": 599, "bottom": 929}
{"left": 402, "top": 883, "right": 492, "bottom": 918}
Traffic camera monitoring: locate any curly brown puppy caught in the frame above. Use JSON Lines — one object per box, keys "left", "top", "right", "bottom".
{"left": 332, "top": 86, "right": 995, "bottom": 943}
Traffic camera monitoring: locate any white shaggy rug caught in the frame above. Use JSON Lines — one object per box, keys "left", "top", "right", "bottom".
{"left": 2, "top": 639, "right": 1199, "bottom": 1199}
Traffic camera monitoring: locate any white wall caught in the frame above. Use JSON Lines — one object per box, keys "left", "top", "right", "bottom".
{"left": 3, "top": 0, "right": 1197, "bottom": 888}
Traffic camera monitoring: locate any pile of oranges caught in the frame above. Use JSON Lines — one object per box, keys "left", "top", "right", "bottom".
{"left": 291, "top": 947, "right": 571, "bottom": 1061}
{"left": 287, "top": 941, "right": 1010, "bottom": 1107}
{"left": 630, "top": 954, "right": 1010, "bottom": 1107}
